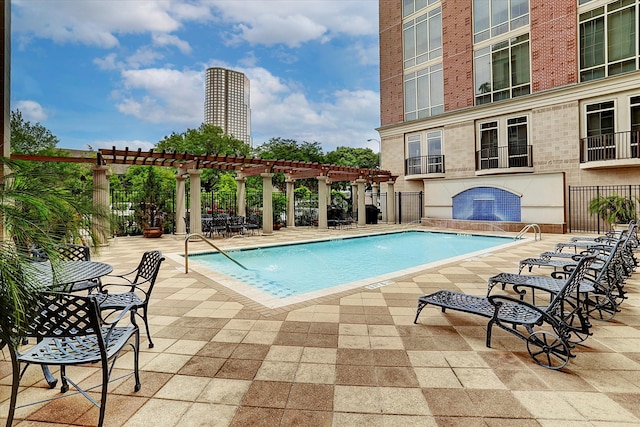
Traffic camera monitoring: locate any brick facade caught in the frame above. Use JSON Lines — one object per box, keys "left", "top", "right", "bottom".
{"left": 441, "top": 0, "right": 474, "bottom": 111}
{"left": 379, "top": 0, "right": 404, "bottom": 126}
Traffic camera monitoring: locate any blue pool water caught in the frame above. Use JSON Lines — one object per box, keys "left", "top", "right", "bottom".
{"left": 189, "top": 231, "right": 517, "bottom": 300}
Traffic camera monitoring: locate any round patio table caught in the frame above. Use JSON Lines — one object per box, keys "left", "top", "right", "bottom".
{"left": 27, "top": 260, "right": 113, "bottom": 291}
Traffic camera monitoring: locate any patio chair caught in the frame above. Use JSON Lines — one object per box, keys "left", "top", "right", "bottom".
{"left": 244, "top": 213, "right": 261, "bottom": 235}
{"left": 414, "top": 254, "right": 597, "bottom": 370}
{"left": 4, "top": 292, "right": 141, "bottom": 427}
{"left": 96, "top": 250, "right": 165, "bottom": 348}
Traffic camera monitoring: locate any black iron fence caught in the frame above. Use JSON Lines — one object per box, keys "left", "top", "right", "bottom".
{"left": 396, "top": 191, "right": 423, "bottom": 224}
{"left": 476, "top": 145, "right": 533, "bottom": 170}
{"left": 405, "top": 155, "right": 445, "bottom": 175}
{"left": 568, "top": 185, "right": 640, "bottom": 233}
{"left": 580, "top": 131, "right": 640, "bottom": 163}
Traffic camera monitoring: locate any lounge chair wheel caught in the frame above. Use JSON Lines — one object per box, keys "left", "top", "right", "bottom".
{"left": 526, "top": 331, "right": 570, "bottom": 370}
{"left": 584, "top": 294, "right": 617, "bottom": 321}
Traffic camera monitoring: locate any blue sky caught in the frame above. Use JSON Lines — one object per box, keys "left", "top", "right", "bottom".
{"left": 10, "top": 0, "right": 381, "bottom": 154}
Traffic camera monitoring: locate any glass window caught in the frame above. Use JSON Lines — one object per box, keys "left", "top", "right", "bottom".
{"left": 474, "top": 34, "right": 530, "bottom": 105}
{"left": 403, "top": 0, "right": 438, "bottom": 18}
{"left": 507, "top": 116, "right": 529, "bottom": 167}
{"left": 404, "top": 63, "right": 444, "bottom": 120}
{"left": 406, "top": 130, "right": 443, "bottom": 175}
{"left": 579, "top": 1, "right": 639, "bottom": 81}
{"left": 403, "top": 7, "right": 442, "bottom": 68}
{"left": 406, "top": 134, "right": 422, "bottom": 174}
{"left": 586, "top": 101, "right": 616, "bottom": 161}
{"left": 479, "top": 122, "right": 499, "bottom": 169}
{"left": 473, "top": 0, "right": 529, "bottom": 43}
{"left": 426, "top": 131, "right": 443, "bottom": 173}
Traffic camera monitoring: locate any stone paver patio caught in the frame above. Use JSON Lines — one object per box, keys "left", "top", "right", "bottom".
{"left": 1, "top": 224, "right": 639, "bottom": 426}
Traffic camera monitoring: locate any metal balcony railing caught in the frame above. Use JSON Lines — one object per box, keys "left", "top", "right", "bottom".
{"left": 580, "top": 131, "right": 640, "bottom": 163}
{"left": 405, "top": 155, "right": 445, "bottom": 176}
{"left": 475, "top": 145, "right": 533, "bottom": 170}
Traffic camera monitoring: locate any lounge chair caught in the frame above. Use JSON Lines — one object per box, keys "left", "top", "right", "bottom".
{"left": 414, "top": 254, "right": 597, "bottom": 370}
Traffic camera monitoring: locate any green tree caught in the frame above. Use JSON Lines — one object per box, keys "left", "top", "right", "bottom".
{"left": 156, "top": 124, "right": 251, "bottom": 190}
{"left": 325, "top": 146, "right": 379, "bottom": 169}
{"left": 10, "top": 110, "right": 59, "bottom": 154}
{"left": 254, "top": 137, "right": 325, "bottom": 163}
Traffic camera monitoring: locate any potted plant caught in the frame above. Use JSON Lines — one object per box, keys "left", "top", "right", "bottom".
{"left": 273, "top": 193, "right": 287, "bottom": 230}
{"left": 588, "top": 193, "right": 637, "bottom": 231}
{"left": 134, "top": 166, "right": 168, "bottom": 238}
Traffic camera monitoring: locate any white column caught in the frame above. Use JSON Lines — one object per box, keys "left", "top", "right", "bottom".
{"left": 262, "top": 173, "right": 274, "bottom": 234}
{"left": 356, "top": 179, "right": 366, "bottom": 226}
{"left": 188, "top": 169, "right": 203, "bottom": 235}
{"left": 317, "top": 176, "right": 328, "bottom": 229}
{"left": 286, "top": 178, "right": 296, "bottom": 228}
{"left": 175, "top": 174, "right": 187, "bottom": 234}
{"left": 386, "top": 180, "right": 396, "bottom": 224}
{"left": 236, "top": 175, "right": 246, "bottom": 218}
{"left": 351, "top": 182, "right": 358, "bottom": 217}
{"left": 372, "top": 183, "right": 379, "bottom": 208}
{"left": 92, "top": 165, "right": 110, "bottom": 245}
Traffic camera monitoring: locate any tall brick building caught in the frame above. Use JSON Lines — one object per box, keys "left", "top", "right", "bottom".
{"left": 377, "top": 0, "right": 640, "bottom": 231}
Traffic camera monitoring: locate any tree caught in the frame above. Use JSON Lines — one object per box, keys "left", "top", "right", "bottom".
{"left": 10, "top": 110, "right": 59, "bottom": 154}
{"left": 325, "top": 146, "right": 379, "bottom": 169}
{"left": 156, "top": 124, "right": 251, "bottom": 190}
{"left": 254, "top": 137, "right": 325, "bottom": 163}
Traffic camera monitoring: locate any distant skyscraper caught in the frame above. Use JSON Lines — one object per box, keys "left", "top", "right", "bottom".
{"left": 204, "top": 67, "right": 251, "bottom": 146}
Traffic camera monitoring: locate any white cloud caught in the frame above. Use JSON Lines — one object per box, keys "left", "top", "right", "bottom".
{"left": 14, "top": 100, "right": 48, "bottom": 122}
{"left": 207, "top": 0, "right": 378, "bottom": 47}
{"left": 152, "top": 33, "right": 192, "bottom": 54}
{"left": 13, "top": 0, "right": 184, "bottom": 48}
{"left": 116, "top": 68, "right": 204, "bottom": 124}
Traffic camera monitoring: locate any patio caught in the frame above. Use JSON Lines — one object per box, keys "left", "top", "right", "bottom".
{"left": 2, "top": 224, "right": 640, "bottom": 426}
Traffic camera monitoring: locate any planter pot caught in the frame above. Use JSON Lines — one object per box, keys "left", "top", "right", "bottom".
{"left": 143, "top": 227, "right": 163, "bottom": 238}
{"left": 273, "top": 223, "right": 283, "bottom": 231}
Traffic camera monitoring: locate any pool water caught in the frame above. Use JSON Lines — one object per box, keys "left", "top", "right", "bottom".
{"left": 188, "top": 231, "right": 519, "bottom": 302}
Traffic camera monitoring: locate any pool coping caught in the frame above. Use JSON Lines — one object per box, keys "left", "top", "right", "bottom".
{"left": 167, "top": 230, "right": 531, "bottom": 310}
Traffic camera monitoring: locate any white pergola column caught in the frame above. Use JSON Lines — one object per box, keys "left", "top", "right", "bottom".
{"left": 371, "top": 183, "right": 379, "bottom": 208}
{"left": 386, "top": 180, "right": 396, "bottom": 224}
{"left": 286, "top": 177, "right": 296, "bottom": 228}
{"left": 356, "top": 178, "right": 366, "bottom": 226}
{"left": 92, "top": 165, "right": 110, "bottom": 245}
{"left": 262, "top": 173, "right": 274, "bottom": 234}
{"left": 351, "top": 182, "right": 358, "bottom": 217}
{"left": 317, "top": 176, "right": 328, "bottom": 229}
{"left": 236, "top": 174, "right": 246, "bottom": 218}
{"left": 175, "top": 174, "right": 187, "bottom": 234}
{"left": 188, "top": 169, "right": 203, "bottom": 235}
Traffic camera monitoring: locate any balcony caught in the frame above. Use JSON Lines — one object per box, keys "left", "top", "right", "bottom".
{"left": 405, "top": 155, "right": 445, "bottom": 178}
{"left": 580, "top": 131, "right": 640, "bottom": 168}
{"left": 475, "top": 145, "right": 533, "bottom": 173}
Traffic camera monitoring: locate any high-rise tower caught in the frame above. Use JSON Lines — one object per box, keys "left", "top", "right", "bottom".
{"left": 204, "top": 67, "right": 251, "bottom": 146}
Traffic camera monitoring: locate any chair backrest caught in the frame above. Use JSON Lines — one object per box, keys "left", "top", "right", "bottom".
{"left": 547, "top": 253, "right": 597, "bottom": 317}
{"left": 57, "top": 244, "right": 91, "bottom": 261}
{"left": 25, "top": 292, "right": 102, "bottom": 341}
{"left": 133, "top": 250, "right": 165, "bottom": 287}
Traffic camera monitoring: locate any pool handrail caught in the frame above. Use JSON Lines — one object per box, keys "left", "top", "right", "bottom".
{"left": 516, "top": 224, "right": 541, "bottom": 241}
{"left": 184, "top": 233, "right": 249, "bottom": 273}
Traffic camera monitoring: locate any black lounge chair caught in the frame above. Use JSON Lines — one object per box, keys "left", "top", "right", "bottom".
{"left": 96, "top": 250, "right": 165, "bottom": 348}
{"left": 414, "top": 254, "right": 597, "bottom": 370}
{"left": 4, "top": 292, "right": 141, "bottom": 427}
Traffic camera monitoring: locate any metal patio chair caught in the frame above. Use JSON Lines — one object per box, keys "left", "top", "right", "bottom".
{"left": 4, "top": 292, "right": 141, "bottom": 427}
{"left": 96, "top": 250, "right": 165, "bottom": 348}
{"left": 414, "top": 254, "right": 597, "bottom": 370}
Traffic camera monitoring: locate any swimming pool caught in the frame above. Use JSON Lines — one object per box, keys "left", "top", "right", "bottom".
{"left": 185, "top": 231, "right": 524, "bottom": 308}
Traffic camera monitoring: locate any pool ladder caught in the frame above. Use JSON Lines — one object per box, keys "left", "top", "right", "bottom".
{"left": 184, "top": 233, "right": 249, "bottom": 273}
{"left": 515, "top": 224, "right": 541, "bottom": 241}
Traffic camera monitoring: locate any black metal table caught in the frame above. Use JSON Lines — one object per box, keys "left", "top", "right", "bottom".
{"left": 28, "top": 260, "right": 113, "bottom": 291}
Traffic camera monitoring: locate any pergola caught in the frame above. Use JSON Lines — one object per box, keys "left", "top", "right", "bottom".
{"left": 12, "top": 147, "right": 398, "bottom": 239}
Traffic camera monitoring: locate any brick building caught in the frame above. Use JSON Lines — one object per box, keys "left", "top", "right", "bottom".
{"left": 377, "top": 0, "right": 640, "bottom": 231}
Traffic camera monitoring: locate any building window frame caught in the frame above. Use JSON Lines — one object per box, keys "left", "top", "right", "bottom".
{"left": 405, "top": 129, "right": 444, "bottom": 175}
{"left": 403, "top": 5, "right": 442, "bottom": 69}
{"left": 579, "top": 0, "right": 639, "bottom": 82}
{"left": 404, "top": 63, "right": 444, "bottom": 121}
{"left": 403, "top": 0, "right": 440, "bottom": 19}
{"left": 476, "top": 114, "right": 531, "bottom": 171}
{"left": 474, "top": 33, "right": 531, "bottom": 105}
{"left": 473, "top": 0, "right": 530, "bottom": 43}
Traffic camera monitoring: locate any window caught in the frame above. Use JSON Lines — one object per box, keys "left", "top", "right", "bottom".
{"left": 631, "top": 96, "right": 640, "bottom": 157}
{"left": 403, "top": 6, "right": 442, "bottom": 68}
{"left": 473, "top": 0, "right": 529, "bottom": 43}
{"left": 404, "top": 63, "right": 444, "bottom": 120}
{"left": 479, "top": 121, "right": 499, "bottom": 169}
{"left": 477, "top": 116, "right": 530, "bottom": 170}
{"left": 474, "top": 34, "right": 530, "bottom": 105}
{"left": 579, "top": 0, "right": 638, "bottom": 82}
{"left": 586, "top": 101, "right": 615, "bottom": 160}
{"left": 507, "top": 117, "right": 529, "bottom": 167}
{"left": 405, "top": 130, "right": 444, "bottom": 175}
{"left": 403, "top": 0, "right": 439, "bottom": 18}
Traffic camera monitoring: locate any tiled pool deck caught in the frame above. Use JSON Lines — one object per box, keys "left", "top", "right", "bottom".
{"left": 2, "top": 224, "right": 640, "bottom": 426}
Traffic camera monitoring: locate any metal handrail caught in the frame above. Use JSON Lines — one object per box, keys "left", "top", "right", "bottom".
{"left": 184, "top": 233, "right": 248, "bottom": 273}
{"left": 515, "top": 223, "right": 541, "bottom": 241}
